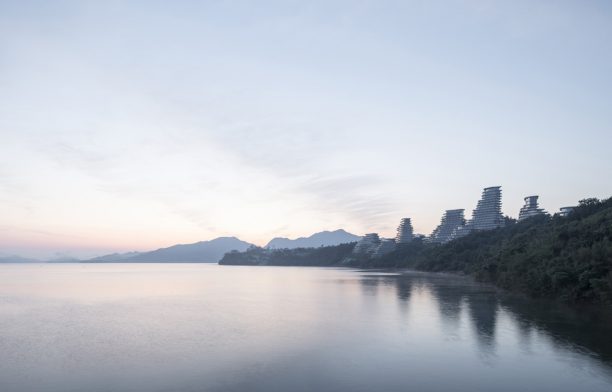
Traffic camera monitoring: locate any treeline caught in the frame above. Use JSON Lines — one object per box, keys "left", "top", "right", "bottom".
{"left": 219, "top": 197, "right": 612, "bottom": 304}
{"left": 219, "top": 242, "right": 356, "bottom": 266}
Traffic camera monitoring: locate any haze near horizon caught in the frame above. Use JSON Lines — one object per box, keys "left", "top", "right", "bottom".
{"left": 1, "top": 0, "right": 611, "bottom": 258}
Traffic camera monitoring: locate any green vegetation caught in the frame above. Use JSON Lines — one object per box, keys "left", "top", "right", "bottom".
{"left": 377, "top": 197, "right": 612, "bottom": 304}
{"left": 219, "top": 197, "right": 612, "bottom": 305}
{"left": 219, "top": 242, "right": 356, "bottom": 266}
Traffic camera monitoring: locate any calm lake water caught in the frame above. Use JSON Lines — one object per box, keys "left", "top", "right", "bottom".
{"left": 0, "top": 264, "right": 611, "bottom": 392}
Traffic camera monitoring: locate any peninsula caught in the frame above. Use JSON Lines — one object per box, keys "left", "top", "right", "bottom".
{"left": 220, "top": 196, "right": 612, "bottom": 305}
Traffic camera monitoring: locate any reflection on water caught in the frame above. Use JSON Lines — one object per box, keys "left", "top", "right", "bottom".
{"left": 0, "top": 264, "right": 611, "bottom": 392}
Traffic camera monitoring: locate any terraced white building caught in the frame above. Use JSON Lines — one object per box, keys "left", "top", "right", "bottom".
{"left": 429, "top": 209, "right": 465, "bottom": 244}
{"left": 395, "top": 218, "right": 414, "bottom": 244}
{"left": 453, "top": 186, "right": 505, "bottom": 238}
{"left": 518, "top": 195, "right": 547, "bottom": 221}
{"left": 353, "top": 233, "right": 382, "bottom": 256}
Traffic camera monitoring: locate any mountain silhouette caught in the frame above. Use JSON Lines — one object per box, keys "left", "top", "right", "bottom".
{"left": 0, "top": 255, "right": 39, "bottom": 263}
{"left": 266, "top": 229, "right": 361, "bottom": 249}
{"left": 87, "top": 237, "right": 254, "bottom": 263}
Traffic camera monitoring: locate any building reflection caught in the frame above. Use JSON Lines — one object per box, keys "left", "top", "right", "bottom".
{"left": 427, "top": 277, "right": 499, "bottom": 354}
{"left": 465, "top": 292, "right": 499, "bottom": 356}
{"left": 359, "top": 275, "right": 380, "bottom": 297}
{"left": 371, "top": 273, "right": 502, "bottom": 354}
{"left": 498, "top": 296, "right": 612, "bottom": 364}
{"left": 394, "top": 276, "right": 413, "bottom": 302}
{"left": 355, "top": 271, "right": 612, "bottom": 371}
{"left": 430, "top": 282, "right": 464, "bottom": 328}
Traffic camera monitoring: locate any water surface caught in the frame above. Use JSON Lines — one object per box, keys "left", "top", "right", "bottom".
{"left": 0, "top": 264, "right": 611, "bottom": 392}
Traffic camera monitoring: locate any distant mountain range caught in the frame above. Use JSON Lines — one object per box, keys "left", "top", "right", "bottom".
{"left": 84, "top": 237, "right": 253, "bottom": 263}
{"left": 87, "top": 251, "right": 142, "bottom": 262}
{"left": 86, "top": 230, "right": 361, "bottom": 262}
{"left": 0, "top": 255, "right": 39, "bottom": 263}
{"left": 2, "top": 230, "right": 362, "bottom": 263}
{"left": 266, "top": 229, "right": 361, "bottom": 249}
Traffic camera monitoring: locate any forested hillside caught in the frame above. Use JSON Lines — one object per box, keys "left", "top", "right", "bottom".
{"left": 376, "top": 197, "right": 612, "bottom": 304}
{"left": 220, "top": 242, "right": 356, "bottom": 266}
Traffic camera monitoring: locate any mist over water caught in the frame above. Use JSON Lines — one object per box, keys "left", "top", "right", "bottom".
{"left": 0, "top": 264, "right": 610, "bottom": 392}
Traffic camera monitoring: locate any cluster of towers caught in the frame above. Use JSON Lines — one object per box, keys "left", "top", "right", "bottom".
{"left": 352, "top": 216, "right": 416, "bottom": 258}
{"left": 427, "top": 186, "right": 555, "bottom": 244}
{"left": 352, "top": 185, "right": 566, "bottom": 257}
{"left": 408, "top": 186, "right": 509, "bottom": 244}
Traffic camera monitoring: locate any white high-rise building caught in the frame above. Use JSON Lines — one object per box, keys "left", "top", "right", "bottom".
{"left": 395, "top": 218, "right": 414, "bottom": 244}
{"left": 468, "top": 186, "right": 505, "bottom": 230}
{"left": 430, "top": 209, "right": 465, "bottom": 244}
{"left": 454, "top": 186, "right": 505, "bottom": 238}
{"left": 518, "top": 195, "right": 547, "bottom": 221}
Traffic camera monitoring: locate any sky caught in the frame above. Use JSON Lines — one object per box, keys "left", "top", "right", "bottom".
{"left": 1, "top": 0, "right": 611, "bottom": 259}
